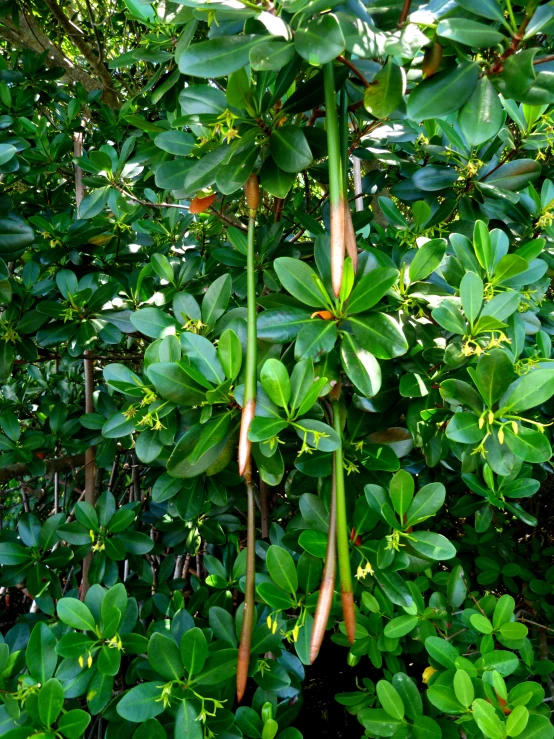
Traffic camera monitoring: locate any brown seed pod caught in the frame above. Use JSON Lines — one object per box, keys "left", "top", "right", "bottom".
{"left": 189, "top": 193, "right": 217, "bottom": 214}
{"left": 422, "top": 43, "right": 443, "bottom": 78}
{"left": 244, "top": 174, "right": 260, "bottom": 211}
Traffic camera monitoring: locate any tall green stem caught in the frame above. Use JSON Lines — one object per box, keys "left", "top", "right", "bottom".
{"left": 333, "top": 401, "right": 355, "bottom": 643}
{"left": 339, "top": 82, "right": 358, "bottom": 272}
{"left": 237, "top": 176, "right": 259, "bottom": 702}
{"left": 323, "top": 63, "right": 345, "bottom": 298}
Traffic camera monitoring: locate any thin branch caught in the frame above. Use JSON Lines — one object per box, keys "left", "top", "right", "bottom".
{"left": 534, "top": 54, "right": 554, "bottom": 65}
{"left": 398, "top": 0, "right": 412, "bottom": 26}
{"left": 488, "top": 14, "right": 531, "bottom": 75}
{"left": 0, "top": 454, "right": 86, "bottom": 484}
{"left": 337, "top": 55, "right": 371, "bottom": 88}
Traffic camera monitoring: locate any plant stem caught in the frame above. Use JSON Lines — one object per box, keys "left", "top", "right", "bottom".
{"left": 332, "top": 401, "right": 355, "bottom": 643}
{"left": 79, "top": 349, "right": 96, "bottom": 601}
{"left": 237, "top": 175, "right": 259, "bottom": 702}
{"left": 309, "top": 464, "right": 337, "bottom": 663}
{"left": 237, "top": 473, "right": 256, "bottom": 702}
{"left": 323, "top": 62, "right": 345, "bottom": 297}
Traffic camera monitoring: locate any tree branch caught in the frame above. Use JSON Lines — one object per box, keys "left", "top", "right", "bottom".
{"left": 42, "top": 0, "right": 119, "bottom": 106}
{"left": 0, "top": 11, "right": 107, "bottom": 98}
{"left": 0, "top": 454, "right": 86, "bottom": 485}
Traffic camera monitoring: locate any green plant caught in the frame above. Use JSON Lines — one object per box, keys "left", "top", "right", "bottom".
{"left": 1, "top": 0, "right": 554, "bottom": 737}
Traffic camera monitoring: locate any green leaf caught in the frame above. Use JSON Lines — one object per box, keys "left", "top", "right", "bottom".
{"left": 376, "top": 680, "right": 404, "bottom": 721}
{"left": 270, "top": 126, "right": 313, "bottom": 173}
{"left": 460, "top": 271, "right": 483, "bottom": 325}
{"left": 117, "top": 682, "right": 164, "bottom": 722}
{"left": 413, "top": 716, "right": 442, "bottom": 739}
{"left": 481, "top": 159, "right": 541, "bottom": 192}
{"left": 250, "top": 41, "right": 296, "bottom": 71}
{"left": 446, "top": 412, "right": 484, "bottom": 444}
{"left": 299, "top": 493, "right": 329, "bottom": 533}
{"left": 148, "top": 632, "right": 183, "bottom": 680}
{"left": 194, "top": 648, "right": 238, "bottom": 685}
{"left": 295, "top": 13, "right": 345, "bottom": 65}
{"left": 340, "top": 333, "right": 381, "bottom": 397}
{"left": 405, "top": 483, "right": 445, "bottom": 527}
{"left": 409, "top": 239, "right": 446, "bottom": 282}
{"left": 178, "top": 35, "right": 265, "bottom": 77}
{"left": 180, "top": 628, "right": 208, "bottom": 677}
{"left": 407, "top": 62, "right": 480, "bottom": 120}
{"left": 274, "top": 257, "right": 326, "bottom": 307}
{"left": 453, "top": 670, "right": 474, "bottom": 707}
{"left": 147, "top": 362, "right": 206, "bottom": 405}
{"left": 175, "top": 699, "right": 203, "bottom": 739}
{"left": 260, "top": 359, "right": 291, "bottom": 408}
{"left": 0, "top": 217, "right": 34, "bottom": 257}
{"left": 154, "top": 130, "right": 195, "bottom": 156}
{"left": 58, "top": 709, "right": 91, "bottom": 739}
{"left": 472, "top": 698, "right": 506, "bottom": 739}
{"left": 27, "top": 622, "right": 57, "bottom": 684}
{"left": 493, "top": 594, "right": 515, "bottom": 629}
{"left": 412, "top": 167, "right": 459, "bottom": 192}
{"left": 266, "top": 544, "right": 298, "bottom": 595}
{"left": 364, "top": 60, "right": 405, "bottom": 118}
{"left": 0, "top": 541, "right": 32, "bottom": 565}
{"left": 350, "top": 313, "right": 408, "bottom": 359}
{"left": 437, "top": 18, "right": 505, "bottom": 46}
{"left": 358, "top": 708, "right": 404, "bottom": 736}
{"left": 130, "top": 307, "right": 177, "bottom": 339}
{"left": 499, "top": 369, "right": 554, "bottom": 412}
{"left": 346, "top": 267, "right": 398, "bottom": 314}
{"left": 503, "top": 426, "right": 552, "bottom": 463}
{"left": 38, "top": 678, "right": 64, "bottom": 727}
{"left": 431, "top": 298, "right": 467, "bottom": 335}
{"left": 470, "top": 613, "right": 494, "bottom": 634}
{"left": 216, "top": 146, "right": 259, "bottom": 195}
{"left": 202, "top": 273, "right": 232, "bottom": 329}
{"left": 260, "top": 157, "right": 296, "bottom": 198}
{"left": 184, "top": 146, "right": 229, "bottom": 193}
{"left": 257, "top": 581, "right": 295, "bottom": 610}
{"left": 389, "top": 469, "right": 414, "bottom": 517}
{"left": 506, "top": 706, "right": 529, "bottom": 738}
{"left": 294, "top": 418, "right": 340, "bottom": 452}
{"left": 57, "top": 598, "right": 96, "bottom": 631}
{"left": 425, "top": 636, "right": 459, "bottom": 669}
{"left": 79, "top": 186, "right": 110, "bottom": 219}
{"left": 383, "top": 615, "right": 419, "bottom": 638}
{"left": 459, "top": 77, "right": 504, "bottom": 146}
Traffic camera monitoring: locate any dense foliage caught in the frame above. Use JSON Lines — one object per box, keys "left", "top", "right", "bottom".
{"left": 1, "top": 0, "right": 554, "bottom": 738}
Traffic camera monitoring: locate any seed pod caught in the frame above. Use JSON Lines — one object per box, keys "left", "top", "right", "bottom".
{"left": 422, "top": 43, "right": 443, "bottom": 78}
{"left": 244, "top": 173, "right": 260, "bottom": 211}
{"left": 189, "top": 192, "right": 217, "bottom": 214}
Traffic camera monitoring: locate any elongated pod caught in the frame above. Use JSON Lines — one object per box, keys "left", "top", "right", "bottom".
{"left": 309, "top": 466, "right": 337, "bottom": 664}
{"left": 237, "top": 174, "right": 259, "bottom": 702}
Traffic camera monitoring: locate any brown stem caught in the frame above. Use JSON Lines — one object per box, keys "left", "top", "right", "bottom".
{"left": 337, "top": 56, "right": 371, "bottom": 88}
{"left": 237, "top": 468, "right": 256, "bottom": 702}
{"left": 259, "top": 479, "right": 269, "bottom": 539}
{"left": 79, "top": 349, "right": 96, "bottom": 601}
{"left": 74, "top": 127, "right": 84, "bottom": 216}
{"left": 534, "top": 54, "right": 554, "bottom": 65}
{"left": 309, "top": 467, "right": 337, "bottom": 663}
{"left": 488, "top": 15, "right": 531, "bottom": 75}
{"left": 111, "top": 183, "right": 248, "bottom": 231}
{"left": 398, "top": 0, "right": 412, "bottom": 27}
